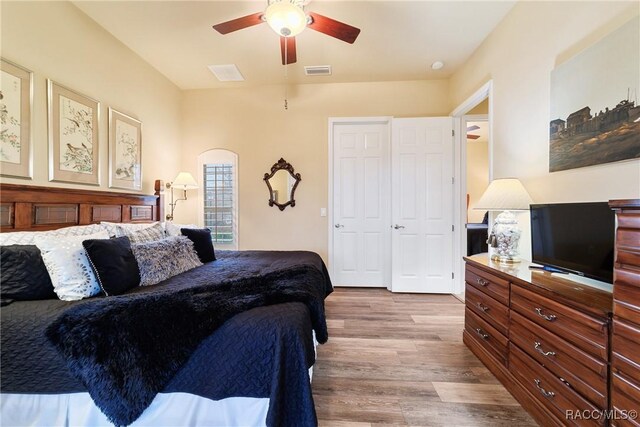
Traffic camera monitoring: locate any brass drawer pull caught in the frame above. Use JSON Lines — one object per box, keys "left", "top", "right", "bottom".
{"left": 475, "top": 328, "right": 489, "bottom": 340}
{"left": 535, "top": 307, "right": 557, "bottom": 321}
{"left": 477, "top": 302, "right": 490, "bottom": 312}
{"left": 534, "top": 341, "right": 556, "bottom": 357}
{"left": 476, "top": 278, "right": 489, "bottom": 287}
{"left": 534, "top": 379, "right": 555, "bottom": 398}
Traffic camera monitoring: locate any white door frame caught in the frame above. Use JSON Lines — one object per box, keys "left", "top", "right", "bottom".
{"left": 328, "top": 117, "right": 393, "bottom": 288}
{"left": 450, "top": 80, "right": 494, "bottom": 294}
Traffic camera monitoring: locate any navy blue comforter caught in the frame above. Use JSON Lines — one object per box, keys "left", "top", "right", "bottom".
{"left": 1, "top": 250, "right": 332, "bottom": 427}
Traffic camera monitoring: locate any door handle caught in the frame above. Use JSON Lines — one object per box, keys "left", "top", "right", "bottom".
{"left": 393, "top": 224, "right": 405, "bottom": 230}
{"left": 334, "top": 224, "right": 344, "bottom": 229}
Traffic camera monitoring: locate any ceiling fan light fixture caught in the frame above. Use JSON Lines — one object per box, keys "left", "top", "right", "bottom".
{"left": 265, "top": 2, "right": 307, "bottom": 37}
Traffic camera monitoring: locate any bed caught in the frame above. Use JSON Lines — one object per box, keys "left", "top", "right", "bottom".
{"left": 0, "top": 182, "right": 332, "bottom": 427}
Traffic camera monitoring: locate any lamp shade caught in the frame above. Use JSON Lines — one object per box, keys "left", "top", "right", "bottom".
{"left": 265, "top": 1, "right": 307, "bottom": 37}
{"left": 474, "top": 178, "right": 533, "bottom": 211}
{"left": 170, "top": 172, "right": 198, "bottom": 190}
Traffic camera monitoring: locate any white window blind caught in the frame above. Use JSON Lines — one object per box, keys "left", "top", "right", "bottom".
{"left": 203, "top": 164, "right": 234, "bottom": 244}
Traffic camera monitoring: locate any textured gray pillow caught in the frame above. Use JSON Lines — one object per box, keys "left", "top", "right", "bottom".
{"left": 131, "top": 236, "right": 202, "bottom": 286}
{"left": 117, "top": 222, "right": 165, "bottom": 244}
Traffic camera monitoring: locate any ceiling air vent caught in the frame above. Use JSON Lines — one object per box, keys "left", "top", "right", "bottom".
{"left": 304, "top": 65, "right": 332, "bottom": 76}
{"left": 208, "top": 64, "right": 245, "bottom": 82}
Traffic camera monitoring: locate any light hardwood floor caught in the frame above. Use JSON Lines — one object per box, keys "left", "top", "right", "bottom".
{"left": 312, "top": 287, "right": 537, "bottom": 427}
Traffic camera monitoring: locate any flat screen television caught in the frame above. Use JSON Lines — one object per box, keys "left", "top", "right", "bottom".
{"left": 530, "top": 202, "right": 615, "bottom": 283}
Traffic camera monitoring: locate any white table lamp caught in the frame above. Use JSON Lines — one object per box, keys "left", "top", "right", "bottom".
{"left": 475, "top": 178, "right": 533, "bottom": 263}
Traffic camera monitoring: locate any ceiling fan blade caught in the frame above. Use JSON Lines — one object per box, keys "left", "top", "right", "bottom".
{"left": 467, "top": 134, "right": 481, "bottom": 140}
{"left": 213, "top": 12, "right": 264, "bottom": 35}
{"left": 280, "top": 36, "right": 297, "bottom": 65}
{"left": 467, "top": 125, "right": 481, "bottom": 132}
{"left": 307, "top": 12, "right": 361, "bottom": 44}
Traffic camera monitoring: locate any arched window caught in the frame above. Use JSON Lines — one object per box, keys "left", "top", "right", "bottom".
{"left": 197, "top": 149, "right": 238, "bottom": 249}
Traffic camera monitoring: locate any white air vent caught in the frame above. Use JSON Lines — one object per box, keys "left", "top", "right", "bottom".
{"left": 304, "top": 65, "right": 332, "bottom": 76}
{"left": 208, "top": 64, "right": 245, "bottom": 82}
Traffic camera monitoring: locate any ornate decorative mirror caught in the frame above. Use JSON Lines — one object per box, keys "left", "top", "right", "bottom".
{"left": 263, "top": 158, "right": 301, "bottom": 211}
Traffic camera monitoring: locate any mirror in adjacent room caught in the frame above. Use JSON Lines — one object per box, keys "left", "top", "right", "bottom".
{"left": 263, "top": 158, "right": 301, "bottom": 211}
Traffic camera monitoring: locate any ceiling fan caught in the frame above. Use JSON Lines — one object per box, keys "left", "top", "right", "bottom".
{"left": 467, "top": 124, "right": 481, "bottom": 140}
{"left": 212, "top": 0, "right": 361, "bottom": 65}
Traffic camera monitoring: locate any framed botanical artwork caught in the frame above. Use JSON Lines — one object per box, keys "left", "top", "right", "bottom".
{"left": 108, "top": 108, "right": 142, "bottom": 191}
{"left": 1, "top": 58, "right": 33, "bottom": 179}
{"left": 47, "top": 80, "right": 100, "bottom": 185}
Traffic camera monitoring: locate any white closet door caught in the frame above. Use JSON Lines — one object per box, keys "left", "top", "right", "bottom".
{"left": 332, "top": 121, "right": 390, "bottom": 287}
{"left": 391, "top": 117, "right": 454, "bottom": 293}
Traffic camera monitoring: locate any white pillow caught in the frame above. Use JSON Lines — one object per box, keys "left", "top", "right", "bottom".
{"left": 0, "top": 224, "right": 107, "bottom": 246}
{"left": 164, "top": 222, "right": 200, "bottom": 237}
{"left": 101, "top": 221, "right": 160, "bottom": 238}
{"left": 34, "top": 230, "right": 109, "bottom": 301}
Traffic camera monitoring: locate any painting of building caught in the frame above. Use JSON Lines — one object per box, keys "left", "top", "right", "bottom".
{"left": 549, "top": 17, "right": 640, "bottom": 172}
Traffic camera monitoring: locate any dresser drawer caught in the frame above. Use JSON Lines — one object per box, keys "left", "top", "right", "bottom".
{"left": 616, "top": 214, "right": 640, "bottom": 269}
{"left": 465, "top": 307, "right": 507, "bottom": 366}
{"left": 612, "top": 318, "right": 640, "bottom": 385}
{"left": 465, "top": 283, "right": 509, "bottom": 335}
{"left": 511, "top": 285, "right": 608, "bottom": 360}
{"left": 465, "top": 264, "right": 509, "bottom": 305}
{"left": 509, "top": 344, "right": 603, "bottom": 427}
{"left": 510, "top": 311, "right": 607, "bottom": 408}
{"left": 614, "top": 268, "right": 640, "bottom": 322}
{"left": 612, "top": 373, "right": 640, "bottom": 427}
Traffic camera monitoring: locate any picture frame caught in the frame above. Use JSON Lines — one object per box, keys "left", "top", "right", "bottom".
{"left": 549, "top": 17, "right": 639, "bottom": 172}
{"left": 1, "top": 58, "right": 33, "bottom": 179}
{"left": 47, "top": 80, "right": 100, "bottom": 185}
{"left": 108, "top": 108, "right": 142, "bottom": 191}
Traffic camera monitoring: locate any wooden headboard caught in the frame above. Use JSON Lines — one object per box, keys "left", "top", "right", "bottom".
{"left": 0, "top": 180, "right": 165, "bottom": 232}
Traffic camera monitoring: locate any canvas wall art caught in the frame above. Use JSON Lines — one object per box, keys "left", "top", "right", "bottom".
{"left": 1, "top": 58, "right": 32, "bottom": 179}
{"left": 48, "top": 80, "right": 100, "bottom": 185}
{"left": 109, "top": 108, "right": 142, "bottom": 191}
{"left": 549, "top": 17, "right": 640, "bottom": 172}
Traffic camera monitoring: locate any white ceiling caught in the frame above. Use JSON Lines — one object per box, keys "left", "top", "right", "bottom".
{"left": 73, "top": 1, "right": 515, "bottom": 90}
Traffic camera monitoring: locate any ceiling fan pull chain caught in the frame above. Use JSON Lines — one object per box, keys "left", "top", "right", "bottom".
{"left": 284, "top": 37, "right": 289, "bottom": 110}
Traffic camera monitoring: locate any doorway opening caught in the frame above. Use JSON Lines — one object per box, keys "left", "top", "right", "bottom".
{"left": 464, "top": 114, "right": 489, "bottom": 257}
{"left": 451, "top": 81, "right": 494, "bottom": 296}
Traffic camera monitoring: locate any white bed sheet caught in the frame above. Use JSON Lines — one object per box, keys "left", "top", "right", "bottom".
{"left": 0, "top": 392, "right": 269, "bottom": 427}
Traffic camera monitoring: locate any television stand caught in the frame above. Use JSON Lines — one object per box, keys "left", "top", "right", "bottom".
{"left": 528, "top": 264, "right": 568, "bottom": 274}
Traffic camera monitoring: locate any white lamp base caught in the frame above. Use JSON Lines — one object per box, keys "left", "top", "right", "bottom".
{"left": 489, "top": 210, "right": 522, "bottom": 263}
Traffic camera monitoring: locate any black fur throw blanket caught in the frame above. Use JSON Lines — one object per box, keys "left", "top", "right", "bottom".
{"left": 46, "top": 264, "right": 330, "bottom": 426}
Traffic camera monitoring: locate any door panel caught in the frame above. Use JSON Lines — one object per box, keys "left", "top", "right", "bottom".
{"left": 332, "top": 121, "right": 390, "bottom": 287}
{"left": 391, "top": 117, "right": 454, "bottom": 293}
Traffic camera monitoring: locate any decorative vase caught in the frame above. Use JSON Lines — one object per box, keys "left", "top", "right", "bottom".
{"left": 490, "top": 210, "right": 522, "bottom": 263}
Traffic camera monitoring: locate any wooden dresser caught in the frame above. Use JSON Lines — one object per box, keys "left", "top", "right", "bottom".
{"left": 463, "top": 254, "right": 613, "bottom": 426}
{"left": 610, "top": 200, "right": 640, "bottom": 426}
{"left": 465, "top": 198, "right": 640, "bottom": 425}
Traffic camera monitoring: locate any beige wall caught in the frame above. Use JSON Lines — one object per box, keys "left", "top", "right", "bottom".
{"left": 450, "top": 1, "right": 640, "bottom": 260}
{"left": 467, "top": 138, "right": 489, "bottom": 224}
{"left": 0, "top": 1, "right": 183, "bottom": 206}
{"left": 467, "top": 98, "right": 488, "bottom": 115}
{"left": 180, "top": 80, "right": 450, "bottom": 260}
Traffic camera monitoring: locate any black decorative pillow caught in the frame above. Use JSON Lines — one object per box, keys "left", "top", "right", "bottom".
{"left": 82, "top": 236, "right": 140, "bottom": 296}
{"left": 181, "top": 228, "right": 216, "bottom": 263}
{"left": 0, "top": 245, "right": 57, "bottom": 305}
